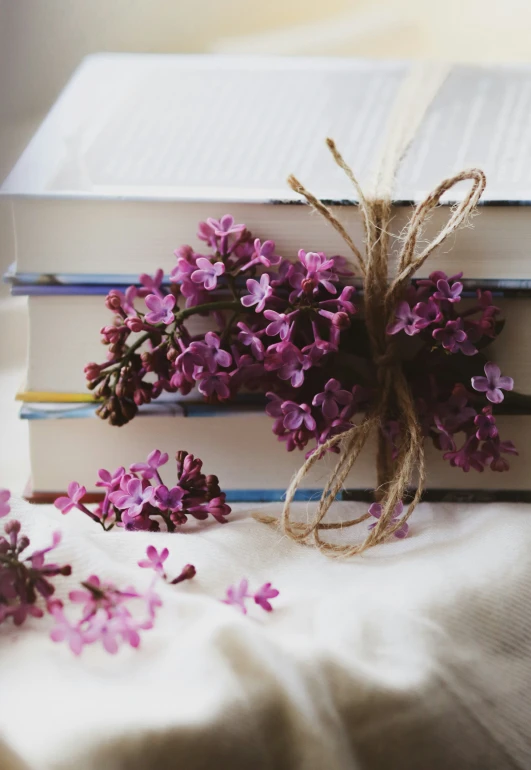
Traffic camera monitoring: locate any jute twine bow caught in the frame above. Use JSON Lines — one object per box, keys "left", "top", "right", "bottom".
{"left": 258, "top": 138, "right": 486, "bottom": 557}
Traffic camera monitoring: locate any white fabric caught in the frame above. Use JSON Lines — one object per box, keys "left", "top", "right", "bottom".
{"left": 1, "top": 498, "right": 531, "bottom": 770}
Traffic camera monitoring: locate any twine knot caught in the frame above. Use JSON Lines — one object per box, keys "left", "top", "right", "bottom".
{"left": 259, "top": 138, "right": 486, "bottom": 558}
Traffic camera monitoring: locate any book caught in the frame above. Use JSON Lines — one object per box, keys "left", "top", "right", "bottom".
{"left": 3, "top": 54, "right": 531, "bottom": 279}
{"left": 17, "top": 287, "right": 531, "bottom": 398}
{"left": 21, "top": 402, "right": 531, "bottom": 500}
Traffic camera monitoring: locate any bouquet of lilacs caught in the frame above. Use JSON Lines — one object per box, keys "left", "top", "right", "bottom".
{"left": 85, "top": 215, "right": 521, "bottom": 475}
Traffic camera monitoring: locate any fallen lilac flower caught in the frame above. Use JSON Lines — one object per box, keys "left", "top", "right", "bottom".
{"left": 222, "top": 579, "right": 279, "bottom": 614}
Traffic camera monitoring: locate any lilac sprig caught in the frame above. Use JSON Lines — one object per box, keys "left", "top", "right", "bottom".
{"left": 48, "top": 573, "right": 161, "bottom": 656}
{"left": 0, "top": 494, "right": 72, "bottom": 626}
{"left": 222, "top": 579, "right": 279, "bottom": 614}
{"left": 138, "top": 545, "right": 196, "bottom": 584}
{"left": 54, "top": 449, "right": 231, "bottom": 532}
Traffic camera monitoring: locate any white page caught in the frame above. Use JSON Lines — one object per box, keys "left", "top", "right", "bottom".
{"left": 3, "top": 54, "right": 531, "bottom": 203}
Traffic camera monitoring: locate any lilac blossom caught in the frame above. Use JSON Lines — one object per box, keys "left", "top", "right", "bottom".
{"left": 254, "top": 583, "right": 280, "bottom": 612}
{"left": 222, "top": 579, "right": 279, "bottom": 614}
{"left": 0, "top": 517, "right": 71, "bottom": 626}
{"left": 433, "top": 278, "right": 463, "bottom": 303}
{"left": 275, "top": 344, "right": 312, "bottom": 388}
{"left": 138, "top": 545, "right": 169, "bottom": 574}
{"left": 110, "top": 478, "right": 156, "bottom": 518}
{"left": 237, "top": 322, "right": 265, "bottom": 360}
{"left": 49, "top": 574, "right": 160, "bottom": 656}
{"left": 387, "top": 302, "right": 422, "bottom": 336}
{"left": 92, "top": 448, "right": 233, "bottom": 531}
{"left": 191, "top": 258, "right": 225, "bottom": 291}
{"left": 55, "top": 482, "right": 87, "bottom": 514}
{"left": 264, "top": 310, "right": 293, "bottom": 340}
{"left": 474, "top": 407, "right": 498, "bottom": 441}
{"left": 241, "top": 274, "right": 273, "bottom": 313}
{"left": 197, "top": 371, "right": 231, "bottom": 399}
{"left": 432, "top": 319, "right": 477, "bottom": 355}
{"left": 414, "top": 298, "right": 443, "bottom": 328}
{"left": 368, "top": 501, "right": 409, "bottom": 539}
{"left": 241, "top": 238, "right": 281, "bottom": 270}
{"left": 471, "top": 362, "right": 514, "bottom": 404}
{"left": 130, "top": 449, "right": 169, "bottom": 480}
{"left": 144, "top": 293, "right": 176, "bottom": 325}
{"left": 281, "top": 401, "right": 316, "bottom": 431}
{"left": 312, "top": 379, "right": 353, "bottom": 420}
{"left": 191, "top": 332, "right": 232, "bottom": 372}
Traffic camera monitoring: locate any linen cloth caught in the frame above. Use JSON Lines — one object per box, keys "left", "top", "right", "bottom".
{"left": 1, "top": 498, "right": 530, "bottom": 770}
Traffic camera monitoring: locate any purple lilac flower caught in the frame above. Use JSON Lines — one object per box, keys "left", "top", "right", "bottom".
{"left": 474, "top": 407, "right": 498, "bottom": 441}
{"left": 433, "top": 278, "right": 463, "bottom": 303}
{"left": 438, "top": 386, "right": 477, "bottom": 432}
{"left": 190, "top": 332, "right": 232, "bottom": 373}
{"left": 254, "top": 583, "right": 279, "bottom": 612}
{"left": 0, "top": 489, "right": 10, "bottom": 518}
{"left": 197, "top": 371, "right": 231, "bottom": 399}
{"left": 297, "top": 250, "right": 337, "bottom": 294}
{"left": 154, "top": 485, "right": 185, "bottom": 511}
{"left": 191, "top": 258, "right": 225, "bottom": 291}
{"left": 138, "top": 269, "right": 165, "bottom": 298}
{"left": 144, "top": 293, "right": 176, "bottom": 325}
{"left": 241, "top": 239, "right": 281, "bottom": 271}
{"left": 0, "top": 520, "right": 71, "bottom": 627}
{"left": 263, "top": 310, "right": 293, "bottom": 340}
{"left": 49, "top": 573, "right": 161, "bottom": 656}
{"left": 483, "top": 437, "right": 518, "bottom": 472}
{"left": 471, "top": 362, "right": 514, "bottom": 404}
{"left": 206, "top": 215, "right": 245, "bottom": 239}
{"left": 387, "top": 302, "right": 422, "bottom": 336}
{"left": 95, "top": 467, "right": 125, "bottom": 491}
{"left": 368, "top": 501, "right": 408, "bottom": 539}
{"left": 222, "top": 579, "right": 249, "bottom": 613}
{"left": 414, "top": 298, "right": 443, "bottom": 328}
{"left": 241, "top": 274, "right": 273, "bottom": 313}
{"left": 417, "top": 270, "right": 463, "bottom": 290}
{"left": 276, "top": 344, "right": 312, "bottom": 388}
{"left": 237, "top": 323, "right": 265, "bottom": 360}
{"left": 110, "top": 478, "right": 156, "bottom": 518}
{"left": 444, "top": 436, "right": 487, "bottom": 472}
{"left": 55, "top": 482, "right": 87, "bottom": 514}
{"left": 138, "top": 545, "right": 169, "bottom": 574}
{"left": 222, "top": 579, "right": 279, "bottom": 614}
{"left": 130, "top": 449, "right": 169, "bottom": 480}
{"left": 433, "top": 416, "right": 456, "bottom": 452}
{"left": 281, "top": 401, "right": 316, "bottom": 431}
{"left": 312, "top": 379, "right": 353, "bottom": 419}
{"left": 180, "top": 278, "right": 209, "bottom": 308}
{"left": 432, "top": 319, "right": 477, "bottom": 355}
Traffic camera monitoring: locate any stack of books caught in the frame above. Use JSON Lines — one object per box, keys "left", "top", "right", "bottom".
{"left": 2, "top": 54, "right": 531, "bottom": 501}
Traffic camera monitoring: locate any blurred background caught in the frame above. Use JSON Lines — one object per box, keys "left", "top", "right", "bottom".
{"left": 0, "top": 0, "right": 530, "bottom": 488}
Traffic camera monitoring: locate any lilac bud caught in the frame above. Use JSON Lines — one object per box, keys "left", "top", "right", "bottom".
{"left": 331, "top": 312, "right": 350, "bottom": 330}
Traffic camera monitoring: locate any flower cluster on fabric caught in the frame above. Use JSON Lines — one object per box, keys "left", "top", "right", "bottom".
{"left": 222, "top": 578, "right": 279, "bottom": 614}
{"left": 87, "top": 218, "right": 518, "bottom": 475}
{"left": 0, "top": 491, "right": 72, "bottom": 625}
{"left": 54, "top": 450, "right": 231, "bottom": 531}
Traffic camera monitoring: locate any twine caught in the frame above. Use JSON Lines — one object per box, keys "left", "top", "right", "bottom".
{"left": 257, "top": 143, "right": 486, "bottom": 557}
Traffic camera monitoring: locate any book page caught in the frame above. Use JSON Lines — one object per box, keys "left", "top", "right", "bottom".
{"left": 3, "top": 54, "right": 531, "bottom": 203}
